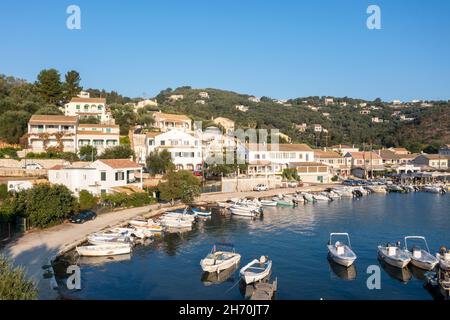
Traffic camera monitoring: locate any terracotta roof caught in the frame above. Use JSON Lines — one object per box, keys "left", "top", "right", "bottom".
{"left": 49, "top": 165, "right": 64, "bottom": 170}
{"left": 69, "top": 97, "right": 106, "bottom": 104}
{"left": 247, "top": 143, "right": 313, "bottom": 152}
{"left": 146, "top": 132, "right": 161, "bottom": 138}
{"left": 29, "top": 115, "right": 78, "bottom": 124}
{"left": 345, "top": 151, "right": 382, "bottom": 160}
{"left": 153, "top": 112, "right": 191, "bottom": 122}
{"left": 78, "top": 124, "right": 119, "bottom": 128}
{"left": 97, "top": 159, "right": 141, "bottom": 169}
{"left": 418, "top": 154, "right": 450, "bottom": 160}
{"left": 314, "top": 150, "right": 343, "bottom": 159}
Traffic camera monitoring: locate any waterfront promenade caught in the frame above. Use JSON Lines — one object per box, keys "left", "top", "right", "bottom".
{"left": 1, "top": 184, "right": 332, "bottom": 299}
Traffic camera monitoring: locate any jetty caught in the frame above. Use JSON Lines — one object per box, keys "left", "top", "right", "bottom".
{"left": 250, "top": 278, "right": 277, "bottom": 300}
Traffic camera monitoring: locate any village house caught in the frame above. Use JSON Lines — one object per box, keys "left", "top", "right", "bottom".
{"left": 288, "top": 162, "right": 331, "bottom": 184}
{"left": 77, "top": 124, "right": 120, "bottom": 154}
{"left": 295, "top": 123, "right": 308, "bottom": 133}
{"left": 198, "top": 92, "right": 209, "bottom": 99}
{"left": 27, "top": 115, "right": 78, "bottom": 153}
{"left": 248, "top": 96, "right": 260, "bottom": 103}
{"left": 324, "top": 98, "right": 334, "bottom": 105}
{"left": 145, "top": 130, "right": 202, "bottom": 172}
{"left": 412, "top": 154, "right": 449, "bottom": 170}
{"left": 64, "top": 97, "right": 114, "bottom": 124}
{"left": 152, "top": 111, "right": 192, "bottom": 132}
{"left": 330, "top": 144, "right": 359, "bottom": 155}
{"left": 343, "top": 151, "right": 385, "bottom": 178}
{"left": 360, "top": 109, "right": 371, "bottom": 115}
{"left": 168, "top": 94, "right": 184, "bottom": 101}
{"left": 213, "top": 117, "right": 235, "bottom": 135}
{"left": 314, "top": 149, "right": 349, "bottom": 177}
{"left": 48, "top": 159, "right": 143, "bottom": 196}
{"left": 235, "top": 105, "right": 249, "bottom": 112}
{"left": 246, "top": 143, "right": 315, "bottom": 176}
{"left": 371, "top": 117, "right": 384, "bottom": 123}
{"left": 377, "top": 149, "right": 417, "bottom": 166}
{"left": 195, "top": 100, "right": 206, "bottom": 105}
{"left": 134, "top": 99, "right": 158, "bottom": 112}
{"left": 313, "top": 124, "right": 323, "bottom": 133}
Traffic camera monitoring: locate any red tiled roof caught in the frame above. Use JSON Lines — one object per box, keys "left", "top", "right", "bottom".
{"left": 98, "top": 159, "right": 141, "bottom": 169}
{"left": 69, "top": 97, "right": 106, "bottom": 104}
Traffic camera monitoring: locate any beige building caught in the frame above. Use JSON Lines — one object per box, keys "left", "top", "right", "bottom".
{"left": 64, "top": 97, "right": 114, "bottom": 124}
{"left": 213, "top": 117, "right": 235, "bottom": 135}
{"left": 27, "top": 115, "right": 78, "bottom": 153}
{"left": 413, "top": 154, "right": 449, "bottom": 170}
{"left": 314, "top": 150, "right": 349, "bottom": 176}
{"left": 152, "top": 111, "right": 192, "bottom": 132}
{"left": 77, "top": 124, "right": 120, "bottom": 154}
{"left": 288, "top": 162, "right": 331, "bottom": 184}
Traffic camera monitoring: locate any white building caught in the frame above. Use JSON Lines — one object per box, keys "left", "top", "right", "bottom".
{"left": 235, "top": 105, "right": 249, "bottom": 112}
{"left": 64, "top": 97, "right": 114, "bottom": 124}
{"left": 213, "top": 117, "right": 235, "bottom": 135}
{"left": 198, "top": 92, "right": 209, "bottom": 99}
{"left": 169, "top": 94, "right": 184, "bottom": 101}
{"left": 48, "top": 159, "right": 143, "bottom": 196}
{"left": 195, "top": 100, "right": 206, "bottom": 105}
{"left": 146, "top": 130, "right": 203, "bottom": 171}
{"left": 324, "top": 98, "right": 334, "bottom": 105}
{"left": 134, "top": 99, "right": 158, "bottom": 111}
{"left": 152, "top": 111, "right": 192, "bottom": 132}
{"left": 371, "top": 117, "right": 384, "bottom": 123}
{"left": 248, "top": 96, "right": 260, "bottom": 103}
{"left": 314, "top": 124, "right": 323, "bottom": 132}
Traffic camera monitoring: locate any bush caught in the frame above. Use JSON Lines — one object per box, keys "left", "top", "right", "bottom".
{"left": 0, "top": 184, "right": 8, "bottom": 201}
{"left": 0, "top": 147, "right": 19, "bottom": 159}
{"left": 78, "top": 190, "right": 98, "bottom": 211}
{"left": 282, "top": 168, "right": 300, "bottom": 181}
{"left": 100, "top": 192, "right": 154, "bottom": 209}
{"left": 158, "top": 170, "right": 201, "bottom": 204}
{"left": 331, "top": 175, "right": 339, "bottom": 182}
{"left": 0, "top": 255, "right": 38, "bottom": 300}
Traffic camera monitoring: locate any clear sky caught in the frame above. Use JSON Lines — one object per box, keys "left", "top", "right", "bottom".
{"left": 0, "top": 0, "right": 449, "bottom": 101}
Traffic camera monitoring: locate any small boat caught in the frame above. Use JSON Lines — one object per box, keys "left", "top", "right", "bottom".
{"left": 87, "top": 234, "right": 133, "bottom": 245}
{"left": 135, "top": 223, "right": 163, "bottom": 233}
{"left": 129, "top": 217, "right": 149, "bottom": 227}
{"left": 325, "top": 191, "right": 341, "bottom": 199}
{"left": 436, "top": 246, "right": 450, "bottom": 271}
{"left": 76, "top": 244, "right": 132, "bottom": 257}
{"left": 160, "top": 218, "right": 192, "bottom": 228}
{"left": 192, "top": 207, "right": 212, "bottom": 217}
{"left": 387, "top": 184, "right": 404, "bottom": 193}
{"left": 378, "top": 243, "right": 411, "bottom": 268}
{"left": 260, "top": 200, "right": 278, "bottom": 206}
{"left": 313, "top": 194, "right": 331, "bottom": 201}
{"left": 403, "top": 236, "right": 439, "bottom": 271}
{"left": 230, "top": 207, "right": 258, "bottom": 217}
{"left": 423, "top": 185, "right": 445, "bottom": 194}
{"left": 240, "top": 256, "right": 272, "bottom": 285}
{"left": 276, "top": 199, "right": 295, "bottom": 207}
{"left": 217, "top": 201, "right": 233, "bottom": 208}
{"left": 163, "top": 212, "right": 196, "bottom": 222}
{"left": 366, "top": 185, "right": 387, "bottom": 194}
{"left": 301, "top": 192, "right": 315, "bottom": 203}
{"left": 200, "top": 243, "right": 241, "bottom": 273}
{"left": 327, "top": 233, "right": 357, "bottom": 267}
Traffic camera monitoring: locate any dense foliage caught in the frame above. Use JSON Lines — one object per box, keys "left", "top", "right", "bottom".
{"left": 98, "top": 145, "right": 134, "bottom": 159}
{"left": 78, "top": 190, "right": 98, "bottom": 211}
{"left": 0, "top": 255, "right": 38, "bottom": 300}
{"left": 79, "top": 145, "right": 97, "bottom": 162}
{"left": 145, "top": 150, "right": 174, "bottom": 175}
{"left": 158, "top": 170, "right": 201, "bottom": 204}
{"left": 100, "top": 192, "right": 154, "bottom": 209}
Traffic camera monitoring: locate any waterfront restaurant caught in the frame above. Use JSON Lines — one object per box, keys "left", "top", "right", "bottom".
{"left": 288, "top": 162, "right": 331, "bottom": 184}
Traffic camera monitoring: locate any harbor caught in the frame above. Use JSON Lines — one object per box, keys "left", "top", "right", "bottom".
{"left": 53, "top": 189, "right": 450, "bottom": 300}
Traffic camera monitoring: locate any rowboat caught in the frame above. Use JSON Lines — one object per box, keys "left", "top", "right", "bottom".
{"left": 240, "top": 256, "right": 272, "bottom": 285}
{"left": 160, "top": 218, "right": 192, "bottom": 228}
{"left": 76, "top": 244, "right": 132, "bottom": 257}
{"left": 230, "top": 207, "right": 258, "bottom": 217}
{"left": 378, "top": 244, "right": 411, "bottom": 268}
{"left": 327, "top": 233, "right": 357, "bottom": 267}
{"left": 403, "top": 236, "right": 439, "bottom": 271}
{"left": 134, "top": 223, "right": 163, "bottom": 233}
{"left": 276, "top": 199, "right": 294, "bottom": 207}
{"left": 129, "top": 217, "right": 149, "bottom": 227}
{"left": 163, "top": 212, "right": 196, "bottom": 222}
{"left": 200, "top": 243, "right": 241, "bottom": 273}
{"left": 192, "top": 207, "right": 212, "bottom": 217}
{"left": 87, "top": 234, "right": 133, "bottom": 246}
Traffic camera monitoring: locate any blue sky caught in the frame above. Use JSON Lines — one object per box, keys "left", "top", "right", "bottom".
{"left": 0, "top": 0, "right": 449, "bottom": 101}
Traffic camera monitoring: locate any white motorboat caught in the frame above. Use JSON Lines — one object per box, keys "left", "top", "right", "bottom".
{"left": 423, "top": 185, "right": 444, "bottom": 194}
{"left": 326, "top": 191, "right": 341, "bottom": 199}
{"left": 403, "top": 236, "right": 439, "bottom": 271}
{"left": 327, "top": 233, "right": 357, "bottom": 267}
{"left": 230, "top": 207, "right": 258, "bottom": 217}
{"left": 163, "top": 212, "right": 196, "bottom": 222}
{"left": 76, "top": 244, "right": 132, "bottom": 257}
{"left": 87, "top": 234, "right": 133, "bottom": 246}
{"left": 192, "top": 207, "right": 212, "bottom": 217}
{"left": 135, "top": 223, "right": 163, "bottom": 233}
{"left": 200, "top": 243, "right": 241, "bottom": 273}
{"left": 160, "top": 218, "right": 192, "bottom": 228}
{"left": 239, "top": 256, "right": 272, "bottom": 285}
{"left": 378, "top": 244, "right": 411, "bottom": 268}
{"left": 217, "top": 201, "right": 233, "bottom": 208}
{"left": 313, "top": 194, "right": 331, "bottom": 201}
{"left": 260, "top": 200, "right": 278, "bottom": 206}
{"left": 366, "top": 185, "right": 387, "bottom": 194}
{"left": 334, "top": 188, "right": 354, "bottom": 198}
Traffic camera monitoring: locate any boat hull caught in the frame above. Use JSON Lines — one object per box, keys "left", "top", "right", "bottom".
{"left": 378, "top": 248, "right": 410, "bottom": 268}
{"left": 201, "top": 254, "right": 241, "bottom": 273}
{"left": 76, "top": 244, "right": 131, "bottom": 257}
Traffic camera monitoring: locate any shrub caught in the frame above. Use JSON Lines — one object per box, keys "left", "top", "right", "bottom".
{"left": 78, "top": 190, "right": 98, "bottom": 211}
{"left": 0, "top": 184, "right": 8, "bottom": 201}
{"left": 0, "top": 255, "right": 38, "bottom": 300}
{"left": 331, "top": 175, "right": 339, "bottom": 182}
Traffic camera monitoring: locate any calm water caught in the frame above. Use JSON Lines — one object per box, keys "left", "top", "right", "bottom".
{"left": 54, "top": 192, "right": 450, "bottom": 300}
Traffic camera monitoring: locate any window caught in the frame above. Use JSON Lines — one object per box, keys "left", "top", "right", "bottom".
{"left": 76, "top": 105, "right": 80, "bottom": 110}
{"left": 106, "top": 128, "right": 111, "bottom": 133}
{"left": 98, "top": 105, "right": 103, "bottom": 110}
{"left": 115, "top": 171, "right": 125, "bottom": 181}
{"left": 101, "top": 172, "right": 106, "bottom": 181}
{"left": 149, "top": 140, "right": 155, "bottom": 146}
{"left": 160, "top": 140, "right": 165, "bottom": 146}
{"left": 84, "top": 104, "right": 89, "bottom": 110}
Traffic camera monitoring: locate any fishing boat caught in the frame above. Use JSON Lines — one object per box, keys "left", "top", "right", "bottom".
{"left": 260, "top": 200, "right": 278, "bottom": 206}
{"left": 423, "top": 185, "right": 445, "bottom": 194}
{"left": 436, "top": 246, "right": 450, "bottom": 271}
{"left": 200, "top": 243, "right": 241, "bottom": 273}
{"left": 378, "top": 243, "right": 411, "bottom": 268}
{"left": 76, "top": 243, "right": 132, "bottom": 257}
{"left": 239, "top": 256, "right": 272, "bottom": 285}
{"left": 192, "top": 207, "right": 212, "bottom": 217}
{"left": 327, "top": 233, "right": 357, "bottom": 267}
{"left": 403, "top": 236, "right": 439, "bottom": 271}
{"left": 387, "top": 184, "right": 404, "bottom": 193}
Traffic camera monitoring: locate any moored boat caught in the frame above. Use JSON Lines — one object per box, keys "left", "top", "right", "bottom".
{"left": 192, "top": 207, "right": 212, "bottom": 217}
{"left": 260, "top": 199, "right": 278, "bottom": 206}
{"left": 327, "top": 233, "right": 357, "bottom": 267}
{"left": 239, "top": 256, "right": 272, "bottom": 285}
{"left": 378, "top": 243, "right": 411, "bottom": 268}
{"left": 403, "top": 236, "right": 438, "bottom": 271}
{"left": 200, "top": 243, "right": 241, "bottom": 273}
{"left": 76, "top": 244, "right": 132, "bottom": 257}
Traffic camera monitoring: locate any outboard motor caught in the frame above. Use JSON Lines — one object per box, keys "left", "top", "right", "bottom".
{"left": 440, "top": 246, "right": 447, "bottom": 255}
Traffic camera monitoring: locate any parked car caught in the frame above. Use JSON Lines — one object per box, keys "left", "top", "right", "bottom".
{"left": 253, "top": 184, "right": 268, "bottom": 191}
{"left": 69, "top": 210, "right": 97, "bottom": 224}
{"left": 22, "top": 163, "right": 43, "bottom": 170}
